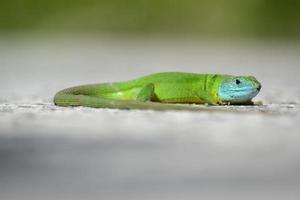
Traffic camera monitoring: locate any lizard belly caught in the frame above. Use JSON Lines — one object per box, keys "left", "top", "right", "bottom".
{"left": 158, "top": 97, "right": 204, "bottom": 104}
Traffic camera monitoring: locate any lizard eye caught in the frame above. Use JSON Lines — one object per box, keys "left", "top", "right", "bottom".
{"left": 236, "top": 79, "right": 241, "bottom": 85}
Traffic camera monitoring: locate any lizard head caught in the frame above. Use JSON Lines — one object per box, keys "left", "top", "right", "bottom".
{"left": 218, "top": 76, "right": 261, "bottom": 104}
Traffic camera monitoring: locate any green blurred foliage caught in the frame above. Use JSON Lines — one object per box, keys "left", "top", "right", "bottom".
{"left": 1, "top": 0, "right": 300, "bottom": 38}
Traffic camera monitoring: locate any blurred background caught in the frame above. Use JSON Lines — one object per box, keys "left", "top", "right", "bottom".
{"left": 1, "top": 1, "right": 300, "bottom": 200}
{"left": 1, "top": 0, "right": 300, "bottom": 38}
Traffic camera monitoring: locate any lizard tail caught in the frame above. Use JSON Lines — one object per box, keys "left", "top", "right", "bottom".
{"left": 54, "top": 83, "right": 223, "bottom": 111}
{"left": 54, "top": 91, "right": 220, "bottom": 111}
{"left": 54, "top": 92, "right": 181, "bottom": 110}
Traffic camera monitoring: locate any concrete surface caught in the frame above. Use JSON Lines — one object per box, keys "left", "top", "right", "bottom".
{"left": 0, "top": 37, "right": 300, "bottom": 200}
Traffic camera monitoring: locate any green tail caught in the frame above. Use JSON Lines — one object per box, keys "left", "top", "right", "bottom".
{"left": 53, "top": 82, "right": 217, "bottom": 111}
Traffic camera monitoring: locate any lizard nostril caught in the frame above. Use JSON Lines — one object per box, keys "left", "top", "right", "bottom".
{"left": 257, "top": 85, "right": 261, "bottom": 91}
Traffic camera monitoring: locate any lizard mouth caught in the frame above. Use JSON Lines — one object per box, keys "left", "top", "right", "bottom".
{"left": 226, "top": 84, "right": 261, "bottom": 93}
{"left": 226, "top": 88, "right": 260, "bottom": 94}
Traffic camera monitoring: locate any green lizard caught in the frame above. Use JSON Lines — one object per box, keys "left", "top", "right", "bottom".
{"left": 54, "top": 72, "right": 261, "bottom": 110}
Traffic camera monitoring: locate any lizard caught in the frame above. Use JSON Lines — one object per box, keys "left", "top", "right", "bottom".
{"left": 54, "top": 72, "right": 261, "bottom": 111}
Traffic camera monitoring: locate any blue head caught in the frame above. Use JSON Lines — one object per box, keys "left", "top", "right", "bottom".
{"left": 219, "top": 76, "right": 261, "bottom": 104}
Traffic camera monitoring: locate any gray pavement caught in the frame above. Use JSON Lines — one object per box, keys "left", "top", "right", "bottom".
{"left": 0, "top": 37, "right": 300, "bottom": 200}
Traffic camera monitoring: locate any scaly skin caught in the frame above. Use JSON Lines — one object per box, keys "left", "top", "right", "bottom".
{"left": 54, "top": 72, "right": 261, "bottom": 110}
